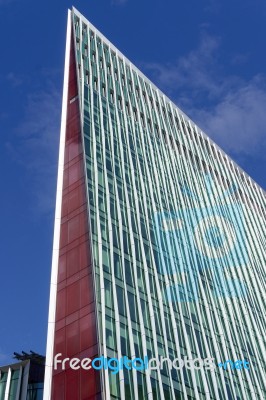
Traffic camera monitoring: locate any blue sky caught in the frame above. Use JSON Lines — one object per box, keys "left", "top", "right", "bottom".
{"left": 0, "top": 0, "right": 265, "bottom": 364}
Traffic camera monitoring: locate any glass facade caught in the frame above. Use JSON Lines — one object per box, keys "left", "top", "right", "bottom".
{"left": 0, "top": 360, "right": 44, "bottom": 400}
{"left": 45, "top": 7, "right": 266, "bottom": 400}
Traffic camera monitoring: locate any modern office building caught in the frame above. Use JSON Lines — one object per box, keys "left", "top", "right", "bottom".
{"left": 44, "top": 7, "right": 266, "bottom": 400}
{"left": 0, "top": 352, "right": 44, "bottom": 400}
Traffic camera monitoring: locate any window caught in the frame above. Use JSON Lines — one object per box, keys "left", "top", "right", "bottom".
{"left": 128, "top": 292, "right": 137, "bottom": 321}
{"left": 124, "top": 259, "right": 134, "bottom": 287}
{"left": 101, "top": 245, "right": 110, "bottom": 271}
{"left": 105, "top": 278, "right": 113, "bottom": 309}
{"left": 120, "top": 323, "right": 130, "bottom": 355}
{"left": 109, "top": 373, "right": 120, "bottom": 398}
{"left": 143, "top": 91, "right": 147, "bottom": 103}
{"left": 110, "top": 90, "right": 114, "bottom": 103}
{"left": 112, "top": 224, "right": 119, "bottom": 249}
{"left": 126, "top": 102, "right": 130, "bottom": 115}
{"left": 168, "top": 112, "right": 173, "bottom": 126}
{"left": 116, "top": 285, "right": 126, "bottom": 316}
{"left": 106, "top": 315, "right": 116, "bottom": 349}
{"left": 85, "top": 72, "right": 89, "bottom": 85}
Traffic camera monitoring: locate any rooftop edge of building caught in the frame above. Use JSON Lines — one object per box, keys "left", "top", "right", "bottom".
{"left": 71, "top": 6, "right": 266, "bottom": 196}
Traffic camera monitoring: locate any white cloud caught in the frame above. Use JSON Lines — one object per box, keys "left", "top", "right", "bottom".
{"left": 193, "top": 76, "right": 266, "bottom": 156}
{"left": 144, "top": 34, "right": 224, "bottom": 100}
{"left": 143, "top": 34, "right": 266, "bottom": 158}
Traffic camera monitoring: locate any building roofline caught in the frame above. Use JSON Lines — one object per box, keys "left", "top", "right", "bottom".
{"left": 71, "top": 6, "right": 265, "bottom": 195}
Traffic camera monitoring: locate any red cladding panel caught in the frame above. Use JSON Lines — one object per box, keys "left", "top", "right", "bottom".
{"left": 66, "top": 369, "right": 80, "bottom": 400}
{"left": 80, "top": 367, "right": 101, "bottom": 400}
{"left": 51, "top": 29, "right": 101, "bottom": 399}
{"left": 53, "top": 373, "right": 65, "bottom": 400}
{"left": 54, "top": 327, "right": 66, "bottom": 358}
{"left": 66, "top": 320, "right": 80, "bottom": 357}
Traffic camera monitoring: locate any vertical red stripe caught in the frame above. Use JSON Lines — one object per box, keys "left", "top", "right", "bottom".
{"left": 51, "top": 30, "right": 101, "bottom": 400}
